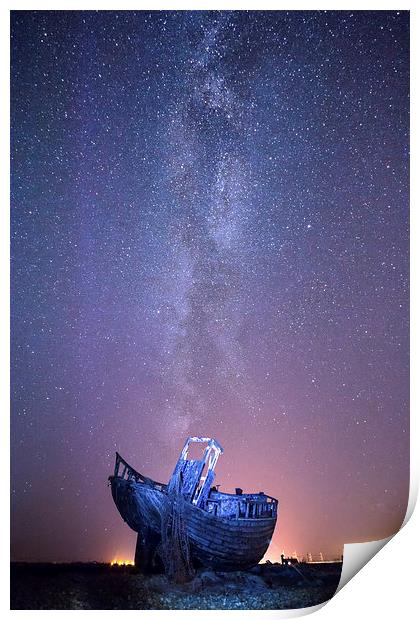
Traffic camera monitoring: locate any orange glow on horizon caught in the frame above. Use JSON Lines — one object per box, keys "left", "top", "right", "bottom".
{"left": 110, "top": 559, "right": 135, "bottom": 567}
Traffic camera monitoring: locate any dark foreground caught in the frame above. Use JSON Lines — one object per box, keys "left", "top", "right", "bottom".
{"left": 11, "top": 561, "right": 342, "bottom": 610}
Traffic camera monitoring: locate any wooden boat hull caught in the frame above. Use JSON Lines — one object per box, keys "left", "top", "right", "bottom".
{"left": 110, "top": 476, "right": 164, "bottom": 534}
{"left": 110, "top": 477, "right": 276, "bottom": 571}
{"left": 185, "top": 502, "right": 276, "bottom": 570}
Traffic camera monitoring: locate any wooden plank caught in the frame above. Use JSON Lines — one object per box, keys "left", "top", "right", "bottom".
{"left": 186, "top": 513, "right": 275, "bottom": 539}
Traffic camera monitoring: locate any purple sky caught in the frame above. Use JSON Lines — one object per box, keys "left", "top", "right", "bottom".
{"left": 11, "top": 10, "right": 409, "bottom": 563}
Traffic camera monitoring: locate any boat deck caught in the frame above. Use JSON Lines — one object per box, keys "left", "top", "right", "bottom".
{"left": 111, "top": 452, "right": 277, "bottom": 520}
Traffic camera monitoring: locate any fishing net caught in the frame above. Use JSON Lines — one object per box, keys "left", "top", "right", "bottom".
{"left": 160, "top": 470, "right": 194, "bottom": 583}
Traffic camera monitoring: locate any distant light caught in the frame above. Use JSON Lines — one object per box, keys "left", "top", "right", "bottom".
{"left": 110, "top": 559, "right": 134, "bottom": 567}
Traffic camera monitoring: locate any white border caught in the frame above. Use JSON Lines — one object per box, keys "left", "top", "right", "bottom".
{"left": 3, "top": 2, "right": 417, "bottom": 618}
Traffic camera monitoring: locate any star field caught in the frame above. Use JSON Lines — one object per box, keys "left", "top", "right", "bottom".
{"left": 11, "top": 10, "right": 409, "bottom": 562}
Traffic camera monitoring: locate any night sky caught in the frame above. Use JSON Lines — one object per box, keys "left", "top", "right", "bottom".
{"left": 11, "top": 10, "right": 409, "bottom": 563}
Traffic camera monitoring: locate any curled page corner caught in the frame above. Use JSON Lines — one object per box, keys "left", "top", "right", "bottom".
{"left": 258, "top": 481, "right": 418, "bottom": 619}
{"left": 335, "top": 476, "right": 418, "bottom": 597}
{"left": 335, "top": 535, "right": 393, "bottom": 595}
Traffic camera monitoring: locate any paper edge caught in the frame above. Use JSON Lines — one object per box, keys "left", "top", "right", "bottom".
{"left": 333, "top": 466, "right": 418, "bottom": 596}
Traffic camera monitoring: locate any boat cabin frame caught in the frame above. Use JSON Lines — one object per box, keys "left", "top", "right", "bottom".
{"left": 112, "top": 437, "right": 277, "bottom": 520}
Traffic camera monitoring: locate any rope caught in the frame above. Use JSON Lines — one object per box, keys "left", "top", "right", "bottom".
{"left": 160, "top": 470, "right": 194, "bottom": 583}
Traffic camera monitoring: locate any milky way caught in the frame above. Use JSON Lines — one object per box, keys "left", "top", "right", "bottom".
{"left": 11, "top": 11, "right": 409, "bottom": 562}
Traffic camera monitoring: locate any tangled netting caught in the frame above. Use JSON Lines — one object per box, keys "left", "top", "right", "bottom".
{"left": 160, "top": 470, "right": 194, "bottom": 583}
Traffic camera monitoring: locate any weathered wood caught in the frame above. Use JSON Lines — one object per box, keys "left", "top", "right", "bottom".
{"left": 109, "top": 437, "right": 278, "bottom": 572}
{"left": 134, "top": 528, "right": 163, "bottom": 573}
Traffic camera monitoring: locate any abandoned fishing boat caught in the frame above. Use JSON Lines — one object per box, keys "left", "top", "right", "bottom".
{"left": 109, "top": 437, "right": 278, "bottom": 573}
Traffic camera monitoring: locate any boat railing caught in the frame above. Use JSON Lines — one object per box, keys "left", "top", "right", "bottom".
{"left": 113, "top": 452, "right": 167, "bottom": 491}
{"left": 205, "top": 493, "right": 278, "bottom": 519}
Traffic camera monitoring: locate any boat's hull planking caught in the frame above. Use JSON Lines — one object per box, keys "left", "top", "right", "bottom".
{"left": 110, "top": 476, "right": 276, "bottom": 571}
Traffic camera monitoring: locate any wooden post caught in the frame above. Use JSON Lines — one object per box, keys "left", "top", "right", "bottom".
{"left": 134, "top": 528, "right": 162, "bottom": 573}
{"left": 134, "top": 531, "right": 148, "bottom": 571}
{"left": 134, "top": 529, "right": 153, "bottom": 573}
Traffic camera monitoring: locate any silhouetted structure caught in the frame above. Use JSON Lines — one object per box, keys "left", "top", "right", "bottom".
{"left": 109, "top": 437, "right": 278, "bottom": 579}
{"left": 281, "top": 554, "right": 299, "bottom": 565}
